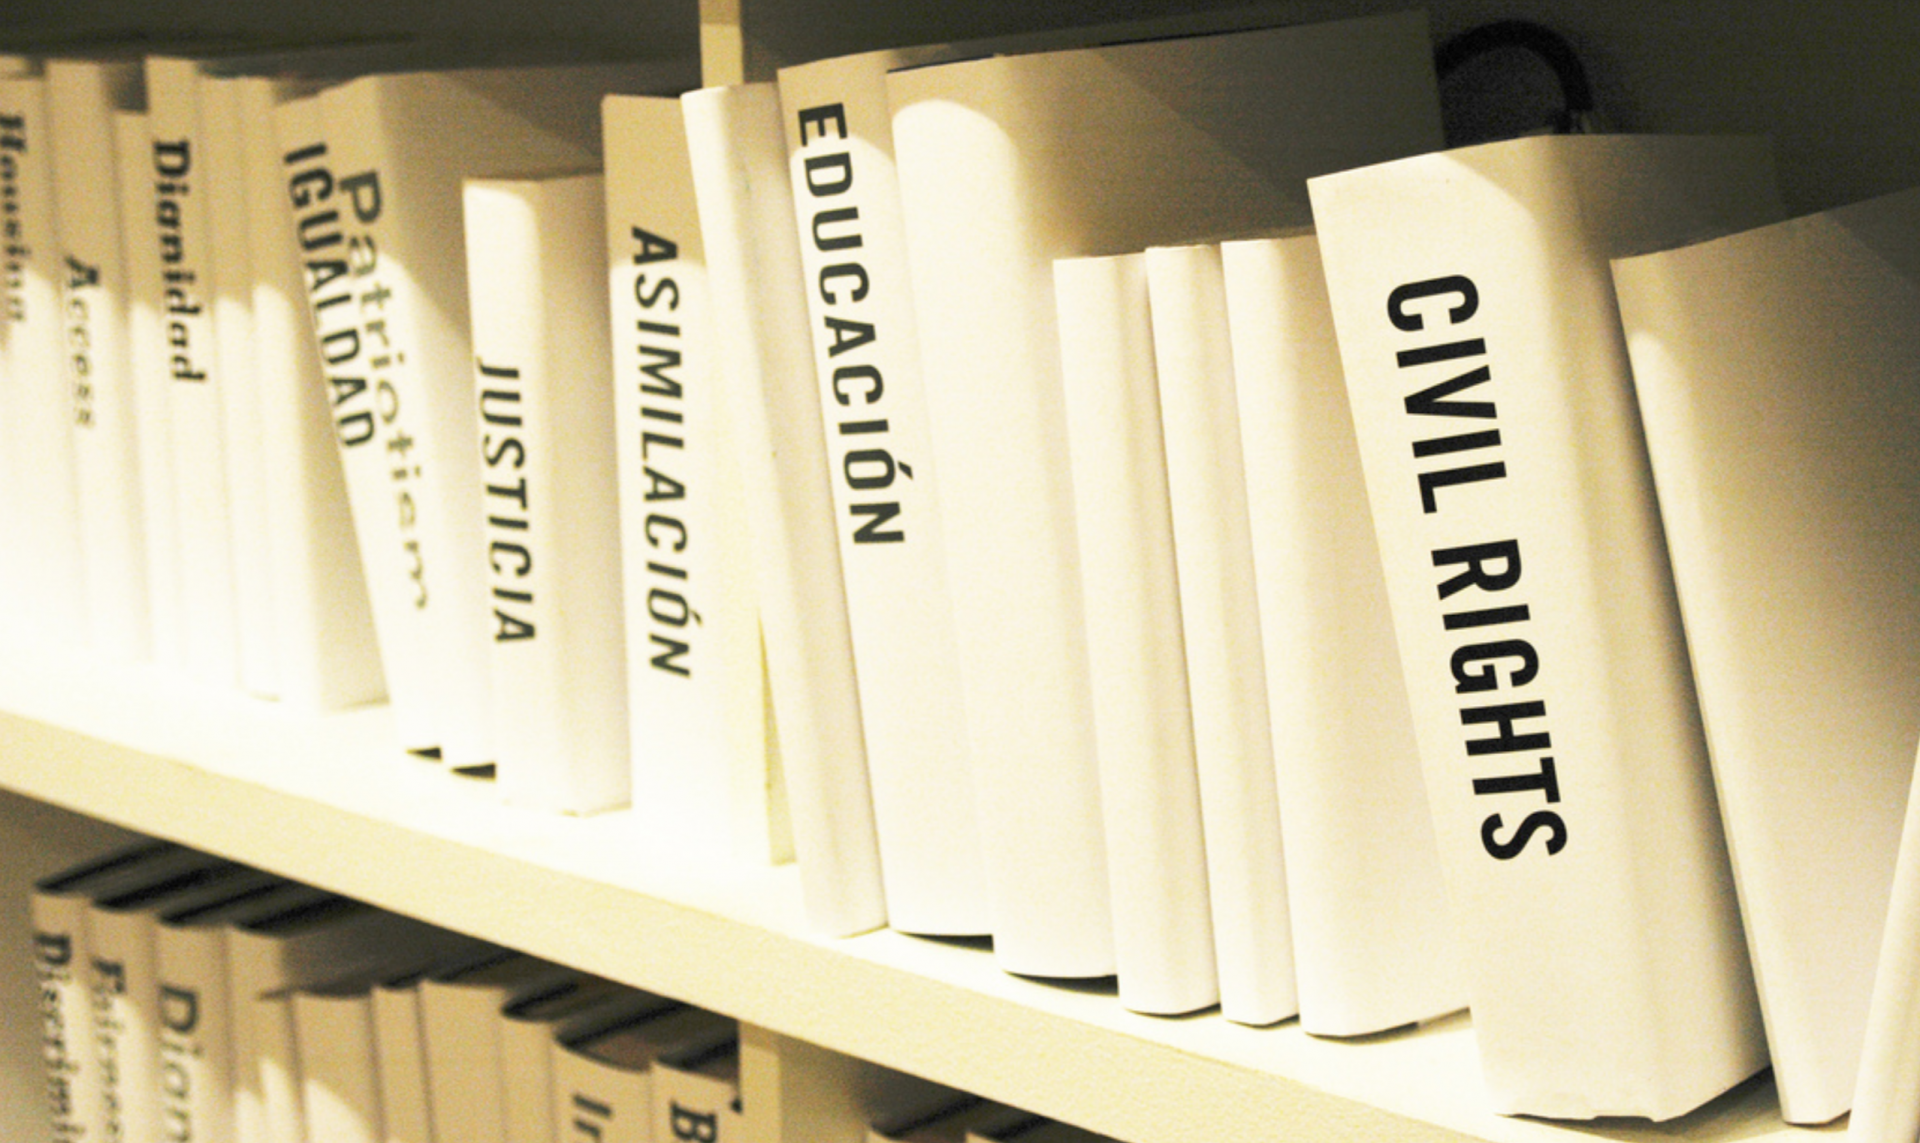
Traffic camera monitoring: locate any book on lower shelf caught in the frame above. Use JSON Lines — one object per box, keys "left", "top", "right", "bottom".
{"left": 1613, "top": 182, "right": 1920, "bottom": 1126}
{"left": 1308, "top": 131, "right": 1786, "bottom": 1119}
{"left": 885, "top": 8, "right": 1444, "bottom": 978}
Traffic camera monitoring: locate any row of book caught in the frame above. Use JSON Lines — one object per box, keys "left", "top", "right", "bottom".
{"left": 27, "top": 838, "right": 1122, "bottom": 1143}
{"left": 8, "top": 6, "right": 1920, "bottom": 1134}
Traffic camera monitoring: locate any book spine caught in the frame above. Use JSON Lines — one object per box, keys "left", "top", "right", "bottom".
{"left": 550, "top": 1044, "right": 650, "bottom": 1143}
{"left": 681, "top": 82, "right": 884, "bottom": 938}
{"left": 887, "top": 69, "right": 1115, "bottom": 978}
{"left": 777, "top": 51, "right": 989, "bottom": 936}
{"left": 1051, "top": 251, "right": 1217, "bottom": 1017}
{"left": 311, "top": 76, "right": 496, "bottom": 769}
{"left": 154, "top": 925, "right": 236, "bottom": 1143}
{"left": 1218, "top": 233, "right": 1463, "bottom": 1037}
{"left": 31, "top": 894, "right": 100, "bottom": 1143}
{"left": 46, "top": 60, "right": 149, "bottom": 662}
{"left": 291, "top": 991, "right": 380, "bottom": 1143}
{"left": 114, "top": 108, "right": 185, "bottom": 670}
{"left": 275, "top": 94, "right": 443, "bottom": 757}
{"left": 199, "top": 73, "right": 277, "bottom": 700}
{"left": 1, "top": 76, "right": 87, "bottom": 647}
{"left": 602, "top": 94, "right": 787, "bottom": 864}
{"left": 236, "top": 76, "right": 383, "bottom": 714}
{"left": 144, "top": 57, "right": 242, "bottom": 689}
{"left": 371, "top": 982, "right": 431, "bottom": 1143}
{"left": 1142, "top": 242, "right": 1296, "bottom": 1026}
{"left": 87, "top": 906, "right": 165, "bottom": 1143}
{"left": 463, "top": 173, "right": 630, "bottom": 814}
{"left": 1309, "top": 135, "right": 1772, "bottom": 1118}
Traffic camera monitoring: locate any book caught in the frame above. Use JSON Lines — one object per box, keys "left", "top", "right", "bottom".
{"left": 870, "top": 1098, "right": 1035, "bottom": 1143}
{"left": 652, "top": 1024, "right": 743, "bottom": 1143}
{"left": 87, "top": 861, "right": 286, "bottom": 1143}
{"left": 0, "top": 70, "right": 87, "bottom": 648}
{"left": 45, "top": 57, "right": 150, "bottom": 663}
{"left": 1307, "top": 132, "right": 1785, "bottom": 1118}
{"left": 1217, "top": 232, "right": 1464, "bottom": 1037}
{"left": 28, "top": 841, "right": 214, "bottom": 1143}
{"left": 421, "top": 949, "right": 576, "bottom": 1142}
{"left": 154, "top": 878, "right": 336, "bottom": 1143}
{"left": 199, "top": 70, "right": 277, "bottom": 699}
{"left": 1050, "top": 250, "right": 1216, "bottom": 1017}
{"left": 115, "top": 106, "right": 186, "bottom": 670}
{"left": 1857, "top": 744, "right": 1920, "bottom": 1143}
{"left": 1143, "top": 241, "right": 1295, "bottom": 1026}
{"left": 291, "top": 982, "right": 383, "bottom": 1143}
{"left": 1612, "top": 184, "right": 1920, "bottom": 1124}
{"left": 739, "top": 1022, "right": 962, "bottom": 1143}
{"left": 775, "top": 44, "right": 989, "bottom": 938}
{"left": 502, "top": 975, "right": 672, "bottom": 1143}
{"left": 228, "top": 895, "right": 472, "bottom": 1143}
{"left": 601, "top": 92, "right": 787, "bottom": 867}
{"left": 284, "top": 57, "right": 694, "bottom": 768}
{"left": 234, "top": 72, "right": 384, "bottom": 714}
{"left": 144, "top": 54, "right": 243, "bottom": 689}
{"left": 550, "top": 1004, "right": 730, "bottom": 1143}
{"left": 682, "top": 81, "right": 885, "bottom": 938}
{"left": 886, "top": 10, "right": 1443, "bottom": 975}
{"left": 462, "top": 170, "right": 630, "bottom": 814}
{"left": 370, "top": 962, "right": 447, "bottom": 1143}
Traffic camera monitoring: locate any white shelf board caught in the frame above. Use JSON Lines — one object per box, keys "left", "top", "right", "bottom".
{"left": 0, "top": 645, "right": 1836, "bottom": 1143}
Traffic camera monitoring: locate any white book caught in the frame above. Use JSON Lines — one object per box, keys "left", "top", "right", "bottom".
{"left": 235, "top": 74, "right": 383, "bottom": 713}
{"left": 1143, "top": 241, "right": 1295, "bottom": 1027}
{"left": 501, "top": 977, "right": 671, "bottom": 1143}
{"left": 90, "top": 863, "right": 286, "bottom": 1143}
{"left": 29, "top": 842, "right": 210, "bottom": 1143}
{"left": 870, "top": 1098, "right": 1035, "bottom": 1143}
{"left": 292, "top": 986, "right": 382, "bottom": 1143}
{"left": 1611, "top": 185, "right": 1920, "bottom": 1125}
{"left": 370, "top": 969, "right": 435, "bottom": 1143}
{"left": 0, "top": 72, "right": 87, "bottom": 648}
{"left": 421, "top": 951, "right": 576, "bottom": 1142}
{"left": 775, "top": 45, "right": 989, "bottom": 938}
{"left": 200, "top": 71, "right": 277, "bottom": 698}
{"left": 886, "top": 11, "right": 1443, "bottom": 976}
{"left": 155, "top": 880, "right": 336, "bottom": 1143}
{"left": 682, "top": 81, "right": 885, "bottom": 938}
{"left": 741, "top": 1023, "right": 967, "bottom": 1143}
{"left": 144, "top": 54, "right": 243, "bottom": 689}
{"left": 550, "top": 1005, "right": 730, "bottom": 1143}
{"left": 1308, "top": 133, "right": 1784, "bottom": 1119}
{"left": 1218, "top": 232, "right": 1464, "bottom": 1037}
{"left": 1050, "top": 251, "right": 1215, "bottom": 1017}
{"left": 651, "top": 1024, "right": 743, "bottom": 1143}
{"left": 463, "top": 171, "right": 630, "bottom": 814}
{"left": 46, "top": 57, "right": 149, "bottom": 662}
{"left": 228, "top": 896, "right": 471, "bottom": 1143}
{"left": 601, "top": 92, "right": 787, "bottom": 867}
{"left": 1858, "top": 745, "right": 1920, "bottom": 1143}
{"left": 115, "top": 107, "right": 186, "bottom": 670}
{"left": 286, "top": 58, "right": 693, "bottom": 768}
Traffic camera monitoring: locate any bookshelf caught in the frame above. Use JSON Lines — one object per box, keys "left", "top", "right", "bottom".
{"left": 0, "top": 0, "right": 1914, "bottom": 1141}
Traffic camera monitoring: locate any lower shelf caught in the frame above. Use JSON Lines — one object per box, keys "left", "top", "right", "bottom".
{"left": 0, "top": 645, "right": 1827, "bottom": 1143}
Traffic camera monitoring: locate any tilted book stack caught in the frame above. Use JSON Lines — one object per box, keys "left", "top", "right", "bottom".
{"left": 886, "top": 9, "right": 1443, "bottom": 976}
